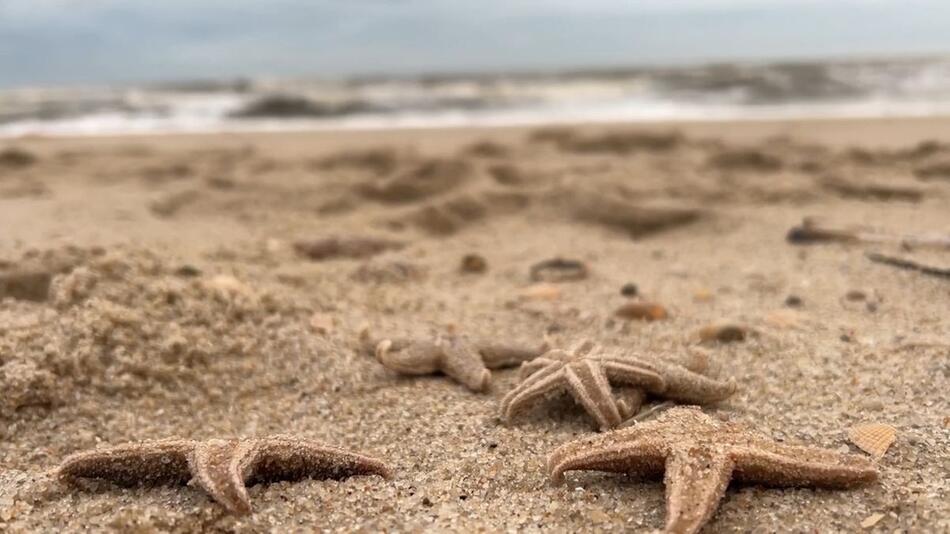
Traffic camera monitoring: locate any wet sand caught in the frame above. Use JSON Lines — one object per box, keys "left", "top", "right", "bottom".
{"left": 1, "top": 117, "right": 948, "bottom": 532}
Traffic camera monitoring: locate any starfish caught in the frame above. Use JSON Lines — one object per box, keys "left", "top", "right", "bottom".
{"left": 500, "top": 341, "right": 736, "bottom": 430}
{"left": 548, "top": 407, "right": 879, "bottom": 534}
{"left": 57, "top": 436, "right": 391, "bottom": 515}
{"left": 375, "top": 335, "right": 546, "bottom": 392}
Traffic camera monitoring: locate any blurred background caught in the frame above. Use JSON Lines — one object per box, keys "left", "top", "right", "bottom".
{"left": 2, "top": 0, "right": 950, "bottom": 137}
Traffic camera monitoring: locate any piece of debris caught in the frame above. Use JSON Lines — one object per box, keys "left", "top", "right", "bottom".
{"left": 460, "top": 254, "right": 488, "bottom": 274}
{"left": 784, "top": 295, "right": 803, "bottom": 307}
{"left": 865, "top": 251, "right": 950, "bottom": 280}
{"left": 697, "top": 322, "right": 749, "bottom": 343}
{"left": 293, "top": 236, "right": 404, "bottom": 261}
{"left": 620, "top": 283, "right": 639, "bottom": 297}
{"left": 848, "top": 423, "right": 897, "bottom": 459}
{"left": 860, "top": 513, "right": 886, "bottom": 529}
{"left": 519, "top": 283, "right": 561, "bottom": 301}
{"left": 614, "top": 302, "right": 668, "bottom": 321}
{"left": 529, "top": 258, "right": 589, "bottom": 283}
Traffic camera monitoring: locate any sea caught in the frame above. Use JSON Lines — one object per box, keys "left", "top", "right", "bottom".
{"left": 2, "top": 56, "right": 950, "bottom": 138}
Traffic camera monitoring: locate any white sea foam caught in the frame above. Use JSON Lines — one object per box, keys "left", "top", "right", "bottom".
{"left": 3, "top": 57, "right": 950, "bottom": 138}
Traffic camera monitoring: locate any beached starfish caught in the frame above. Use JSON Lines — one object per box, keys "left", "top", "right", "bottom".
{"left": 500, "top": 340, "right": 736, "bottom": 429}
{"left": 57, "top": 436, "right": 391, "bottom": 515}
{"left": 375, "top": 335, "right": 546, "bottom": 392}
{"left": 548, "top": 406, "right": 879, "bottom": 534}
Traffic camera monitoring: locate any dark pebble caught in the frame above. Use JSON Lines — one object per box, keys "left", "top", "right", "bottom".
{"left": 460, "top": 254, "right": 488, "bottom": 274}
{"left": 620, "top": 283, "right": 639, "bottom": 297}
{"left": 784, "top": 295, "right": 803, "bottom": 307}
{"left": 845, "top": 290, "right": 866, "bottom": 301}
{"left": 174, "top": 265, "right": 202, "bottom": 277}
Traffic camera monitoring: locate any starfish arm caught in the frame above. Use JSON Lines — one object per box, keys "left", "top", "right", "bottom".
{"left": 499, "top": 364, "right": 566, "bottom": 422}
{"left": 375, "top": 339, "right": 441, "bottom": 376}
{"left": 439, "top": 337, "right": 491, "bottom": 392}
{"left": 656, "top": 364, "right": 737, "bottom": 404}
{"left": 189, "top": 439, "right": 256, "bottom": 515}
{"left": 518, "top": 356, "right": 560, "bottom": 380}
{"left": 478, "top": 342, "right": 546, "bottom": 369}
{"left": 729, "top": 443, "right": 878, "bottom": 489}
{"left": 564, "top": 361, "right": 625, "bottom": 430}
{"left": 601, "top": 360, "right": 667, "bottom": 392}
{"left": 615, "top": 388, "right": 647, "bottom": 421}
{"left": 245, "top": 437, "right": 392, "bottom": 484}
{"left": 663, "top": 447, "right": 735, "bottom": 534}
{"left": 547, "top": 426, "right": 668, "bottom": 484}
{"left": 57, "top": 439, "right": 195, "bottom": 487}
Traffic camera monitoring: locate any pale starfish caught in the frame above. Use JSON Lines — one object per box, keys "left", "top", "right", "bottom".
{"left": 375, "top": 335, "right": 545, "bottom": 392}
{"left": 501, "top": 341, "right": 736, "bottom": 429}
{"left": 548, "top": 406, "right": 879, "bottom": 534}
{"left": 57, "top": 436, "right": 391, "bottom": 515}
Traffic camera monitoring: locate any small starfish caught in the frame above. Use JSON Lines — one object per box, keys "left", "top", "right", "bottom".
{"left": 57, "top": 436, "right": 391, "bottom": 515}
{"left": 548, "top": 407, "right": 879, "bottom": 534}
{"left": 501, "top": 341, "right": 736, "bottom": 429}
{"left": 375, "top": 335, "right": 546, "bottom": 392}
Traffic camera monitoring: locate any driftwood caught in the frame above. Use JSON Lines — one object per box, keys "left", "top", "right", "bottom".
{"left": 787, "top": 218, "right": 950, "bottom": 250}
{"left": 865, "top": 252, "right": 950, "bottom": 280}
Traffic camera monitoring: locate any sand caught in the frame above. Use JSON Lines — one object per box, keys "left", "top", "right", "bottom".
{"left": 0, "top": 117, "right": 948, "bottom": 532}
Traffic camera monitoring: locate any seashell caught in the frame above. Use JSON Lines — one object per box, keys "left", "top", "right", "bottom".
{"left": 529, "top": 258, "right": 588, "bottom": 282}
{"left": 614, "top": 302, "right": 668, "bottom": 321}
{"left": 848, "top": 423, "right": 896, "bottom": 459}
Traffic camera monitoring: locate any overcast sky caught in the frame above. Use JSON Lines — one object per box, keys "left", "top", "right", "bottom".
{"left": 1, "top": 0, "right": 949, "bottom": 88}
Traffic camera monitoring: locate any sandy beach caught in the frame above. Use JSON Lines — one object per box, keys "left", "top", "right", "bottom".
{"left": 1, "top": 117, "right": 948, "bottom": 532}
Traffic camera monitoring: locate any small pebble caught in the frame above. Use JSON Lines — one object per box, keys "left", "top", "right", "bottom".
{"left": 620, "top": 283, "right": 638, "bottom": 297}
{"left": 614, "top": 302, "right": 668, "bottom": 321}
{"left": 460, "top": 254, "right": 488, "bottom": 274}
{"left": 784, "top": 295, "right": 803, "bottom": 307}
{"left": 698, "top": 322, "right": 749, "bottom": 343}
{"left": 174, "top": 265, "right": 202, "bottom": 277}
{"left": 846, "top": 289, "right": 867, "bottom": 301}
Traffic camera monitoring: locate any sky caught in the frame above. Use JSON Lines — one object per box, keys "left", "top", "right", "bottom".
{"left": 1, "top": 0, "right": 950, "bottom": 88}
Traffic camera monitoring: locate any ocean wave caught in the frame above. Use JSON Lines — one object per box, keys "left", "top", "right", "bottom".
{"left": 2, "top": 57, "right": 950, "bottom": 137}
